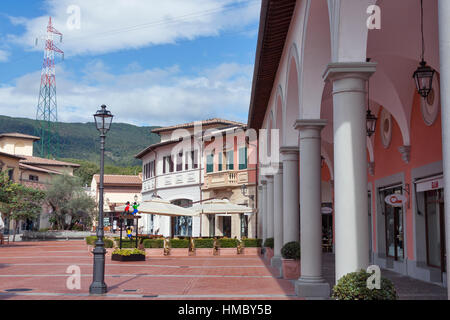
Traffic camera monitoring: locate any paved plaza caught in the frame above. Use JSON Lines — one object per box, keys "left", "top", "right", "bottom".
{"left": 0, "top": 240, "right": 299, "bottom": 300}
{"left": 0, "top": 240, "right": 447, "bottom": 300}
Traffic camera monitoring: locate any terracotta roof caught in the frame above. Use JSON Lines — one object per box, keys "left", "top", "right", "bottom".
{"left": 247, "top": 0, "right": 296, "bottom": 130}
{"left": 19, "top": 163, "right": 62, "bottom": 175}
{"left": 20, "top": 156, "right": 80, "bottom": 167}
{"left": 0, "top": 132, "right": 40, "bottom": 141}
{"left": 93, "top": 174, "right": 142, "bottom": 185}
{"left": 0, "top": 151, "right": 26, "bottom": 160}
{"left": 151, "top": 118, "right": 245, "bottom": 134}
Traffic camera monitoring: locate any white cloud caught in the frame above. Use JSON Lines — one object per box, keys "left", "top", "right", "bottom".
{"left": 0, "top": 61, "right": 252, "bottom": 126}
{"left": 0, "top": 50, "right": 10, "bottom": 62}
{"left": 8, "top": 0, "right": 260, "bottom": 57}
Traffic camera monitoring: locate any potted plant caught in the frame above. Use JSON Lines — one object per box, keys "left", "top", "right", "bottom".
{"left": 217, "top": 238, "right": 238, "bottom": 255}
{"left": 331, "top": 270, "right": 397, "bottom": 300}
{"left": 111, "top": 248, "right": 146, "bottom": 261}
{"left": 281, "top": 241, "right": 300, "bottom": 279}
{"left": 264, "top": 238, "right": 274, "bottom": 262}
{"left": 241, "top": 238, "right": 262, "bottom": 256}
{"left": 143, "top": 238, "right": 164, "bottom": 256}
{"left": 169, "top": 238, "right": 190, "bottom": 256}
{"left": 193, "top": 238, "right": 214, "bottom": 256}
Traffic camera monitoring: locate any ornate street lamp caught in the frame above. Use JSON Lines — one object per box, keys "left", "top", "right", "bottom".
{"left": 413, "top": 0, "right": 435, "bottom": 99}
{"left": 240, "top": 184, "right": 254, "bottom": 201}
{"left": 89, "top": 104, "right": 113, "bottom": 295}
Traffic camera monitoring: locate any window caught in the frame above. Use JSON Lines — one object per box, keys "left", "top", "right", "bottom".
{"left": 176, "top": 152, "right": 183, "bottom": 172}
{"left": 29, "top": 175, "right": 39, "bottom": 182}
{"left": 185, "top": 152, "right": 190, "bottom": 170}
{"left": 7, "top": 168, "right": 14, "bottom": 181}
{"left": 191, "top": 150, "right": 198, "bottom": 169}
{"left": 239, "top": 147, "right": 247, "bottom": 170}
{"left": 226, "top": 150, "right": 234, "bottom": 170}
{"left": 206, "top": 153, "right": 214, "bottom": 173}
{"left": 163, "top": 156, "right": 174, "bottom": 173}
{"left": 218, "top": 152, "right": 223, "bottom": 171}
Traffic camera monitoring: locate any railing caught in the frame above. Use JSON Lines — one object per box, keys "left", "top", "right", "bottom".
{"left": 204, "top": 170, "right": 248, "bottom": 189}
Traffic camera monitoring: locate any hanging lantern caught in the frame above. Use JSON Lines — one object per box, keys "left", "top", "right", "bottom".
{"left": 413, "top": 60, "right": 435, "bottom": 99}
{"left": 413, "top": 0, "right": 435, "bottom": 99}
{"left": 366, "top": 109, "right": 377, "bottom": 137}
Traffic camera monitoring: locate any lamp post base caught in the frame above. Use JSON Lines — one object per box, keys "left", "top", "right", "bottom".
{"left": 89, "top": 282, "right": 108, "bottom": 295}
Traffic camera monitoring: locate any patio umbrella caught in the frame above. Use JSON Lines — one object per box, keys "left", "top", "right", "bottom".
{"left": 191, "top": 199, "right": 254, "bottom": 215}
{"left": 114, "top": 198, "right": 199, "bottom": 217}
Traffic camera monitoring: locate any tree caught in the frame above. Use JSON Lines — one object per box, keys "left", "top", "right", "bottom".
{"left": 45, "top": 174, "right": 96, "bottom": 230}
{"left": 0, "top": 171, "right": 45, "bottom": 241}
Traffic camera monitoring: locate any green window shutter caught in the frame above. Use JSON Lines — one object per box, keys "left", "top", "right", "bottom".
{"left": 227, "top": 150, "right": 234, "bottom": 170}
{"left": 239, "top": 147, "right": 247, "bottom": 170}
{"left": 207, "top": 154, "right": 214, "bottom": 173}
{"left": 218, "top": 153, "right": 223, "bottom": 171}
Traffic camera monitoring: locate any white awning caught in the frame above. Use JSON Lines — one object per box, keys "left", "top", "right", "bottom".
{"left": 415, "top": 175, "right": 443, "bottom": 192}
{"left": 115, "top": 198, "right": 199, "bottom": 217}
{"left": 192, "top": 199, "right": 255, "bottom": 215}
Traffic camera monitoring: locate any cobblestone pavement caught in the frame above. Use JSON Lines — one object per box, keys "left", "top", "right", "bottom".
{"left": 322, "top": 253, "right": 448, "bottom": 300}
{"left": 0, "top": 241, "right": 300, "bottom": 300}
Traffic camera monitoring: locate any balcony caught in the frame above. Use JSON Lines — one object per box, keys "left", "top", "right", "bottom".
{"left": 204, "top": 170, "right": 248, "bottom": 189}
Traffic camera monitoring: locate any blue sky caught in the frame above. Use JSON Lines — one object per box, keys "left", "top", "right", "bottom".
{"left": 0, "top": 0, "right": 260, "bottom": 126}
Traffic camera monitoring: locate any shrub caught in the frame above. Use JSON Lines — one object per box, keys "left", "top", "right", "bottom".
{"left": 85, "top": 236, "right": 113, "bottom": 248}
{"left": 218, "top": 238, "right": 238, "bottom": 248}
{"left": 331, "top": 270, "right": 397, "bottom": 300}
{"left": 143, "top": 239, "right": 164, "bottom": 248}
{"left": 194, "top": 238, "right": 214, "bottom": 248}
{"left": 112, "top": 248, "right": 145, "bottom": 256}
{"left": 114, "top": 238, "right": 137, "bottom": 248}
{"left": 85, "top": 236, "right": 96, "bottom": 245}
{"left": 170, "top": 238, "right": 189, "bottom": 248}
{"left": 281, "top": 241, "right": 300, "bottom": 260}
{"left": 39, "top": 228, "right": 49, "bottom": 232}
{"left": 263, "top": 238, "right": 274, "bottom": 249}
{"left": 242, "top": 238, "right": 262, "bottom": 248}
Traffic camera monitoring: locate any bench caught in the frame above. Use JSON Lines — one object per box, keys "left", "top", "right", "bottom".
{"left": 1, "top": 234, "right": 9, "bottom": 245}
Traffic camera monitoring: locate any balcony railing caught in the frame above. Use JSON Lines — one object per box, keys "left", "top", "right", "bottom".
{"left": 204, "top": 170, "right": 248, "bottom": 189}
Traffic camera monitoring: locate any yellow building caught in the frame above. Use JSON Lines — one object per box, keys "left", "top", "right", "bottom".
{"left": 0, "top": 132, "right": 80, "bottom": 232}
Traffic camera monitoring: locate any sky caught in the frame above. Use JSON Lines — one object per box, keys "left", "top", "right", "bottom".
{"left": 0, "top": 0, "right": 261, "bottom": 126}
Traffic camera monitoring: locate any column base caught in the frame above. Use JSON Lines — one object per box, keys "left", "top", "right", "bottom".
{"left": 295, "top": 277, "right": 330, "bottom": 299}
{"left": 271, "top": 256, "right": 283, "bottom": 278}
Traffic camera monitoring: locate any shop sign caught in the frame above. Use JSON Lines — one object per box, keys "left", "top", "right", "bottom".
{"left": 384, "top": 194, "right": 407, "bottom": 207}
{"left": 321, "top": 207, "right": 333, "bottom": 214}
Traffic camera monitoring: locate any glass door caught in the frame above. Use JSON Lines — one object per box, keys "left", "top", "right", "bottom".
{"left": 222, "top": 216, "right": 231, "bottom": 237}
{"left": 383, "top": 187, "right": 404, "bottom": 261}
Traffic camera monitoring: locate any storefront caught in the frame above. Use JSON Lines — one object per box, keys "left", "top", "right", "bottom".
{"left": 415, "top": 175, "right": 446, "bottom": 280}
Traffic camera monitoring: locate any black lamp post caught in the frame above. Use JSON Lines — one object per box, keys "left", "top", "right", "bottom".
{"left": 89, "top": 104, "right": 113, "bottom": 295}
{"left": 366, "top": 61, "right": 377, "bottom": 137}
{"left": 413, "top": 0, "right": 435, "bottom": 99}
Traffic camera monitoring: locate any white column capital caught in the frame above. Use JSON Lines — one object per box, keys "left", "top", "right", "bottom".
{"left": 295, "top": 119, "right": 327, "bottom": 140}
{"left": 280, "top": 146, "right": 299, "bottom": 162}
{"left": 323, "top": 62, "right": 377, "bottom": 83}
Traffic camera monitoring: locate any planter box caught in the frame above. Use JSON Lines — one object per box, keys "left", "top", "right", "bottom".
{"left": 194, "top": 248, "right": 214, "bottom": 256}
{"left": 242, "top": 247, "right": 262, "bottom": 256}
{"left": 111, "top": 254, "right": 146, "bottom": 262}
{"left": 169, "top": 248, "right": 189, "bottom": 256}
{"left": 265, "top": 247, "right": 274, "bottom": 262}
{"left": 217, "top": 248, "right": 238, "bottom": 256}
{"left": 145, "top": 248, "right": 165, "bottom": 257}
{"left": 282, "top": 259, "right": 300, "bottom": 279}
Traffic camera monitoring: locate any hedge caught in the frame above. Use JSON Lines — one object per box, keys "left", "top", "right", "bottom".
{"left": 218, "top": 238, "right": 238, "bottom": 248}
{"left": 194, "top": 238, "right": 214, "bottom": 248}
{"left": 170, "top": 238, "right": 190, "bottom": 248}
{"left": 143, "top": 239, "right": 164, "bottom": 248}
{"left": 281, "top": 241, "right": 300, "bottom": 260}
{"left": 263, "top": 238, "right": 274, "bottom": 249}
{"left": 114, "top": 238, "right": 138, "bottom": 248}
{"left": 242, "top": 238, "right": 262, "bottom": 248}
{"left": 85, "top": 236, "right": 113, "bottom": 248}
